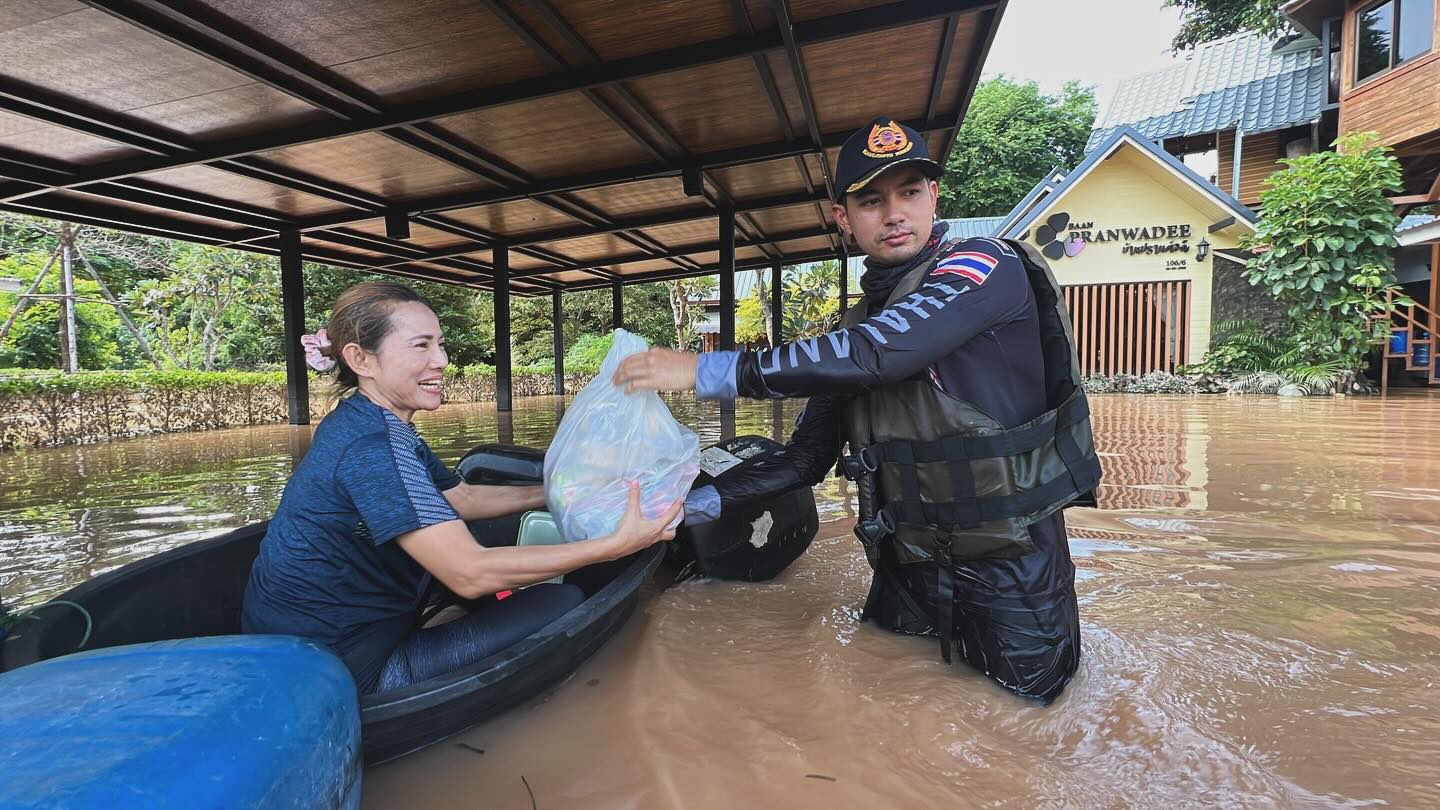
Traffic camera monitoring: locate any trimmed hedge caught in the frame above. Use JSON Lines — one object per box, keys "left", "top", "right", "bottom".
{"left": 0, "top": 365, "right": 596, "bottom": 450}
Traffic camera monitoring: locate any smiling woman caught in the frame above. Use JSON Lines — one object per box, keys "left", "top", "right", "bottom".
{"left": 241, "top": 282, "right": 681, "bottom": 694}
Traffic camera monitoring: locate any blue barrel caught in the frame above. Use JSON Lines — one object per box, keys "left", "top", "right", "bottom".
{"left": 1416, "top": 342, "right": 1432, "bottom": 368}
{"left": 0, "top": 635, "right": 361, "bottom": 809}
{"left": 1391, "top": 329, "right": 1408, "bottom": 353}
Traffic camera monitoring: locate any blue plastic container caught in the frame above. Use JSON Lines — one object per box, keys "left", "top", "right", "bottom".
{"left": 1391, "top": 329, "right": 1409, "bottom": 354}
{"left": 0, "top": 635, "right": 361, "bottom": 809}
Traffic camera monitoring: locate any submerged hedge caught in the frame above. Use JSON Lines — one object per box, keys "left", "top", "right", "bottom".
{"left": 0, "top": 365, "right": 597, "bottom": 450}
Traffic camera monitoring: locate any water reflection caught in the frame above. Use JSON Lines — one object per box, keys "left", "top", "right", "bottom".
{"left": 3, "top": 391, "right": 1440, "bottom": 806}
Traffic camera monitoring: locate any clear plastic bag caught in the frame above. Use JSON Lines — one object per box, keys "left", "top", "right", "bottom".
{"left": 543, "top": 330, "right": 701, "bottom": 541}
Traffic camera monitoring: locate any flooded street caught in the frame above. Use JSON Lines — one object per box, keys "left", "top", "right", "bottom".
{"left": 4, "top": 393, "right": 1439, "bottom": 806}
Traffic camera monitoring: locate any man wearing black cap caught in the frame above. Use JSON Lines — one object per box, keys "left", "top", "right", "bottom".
{"left": 617, "top": 117, "right": 1101, "bottom": 703}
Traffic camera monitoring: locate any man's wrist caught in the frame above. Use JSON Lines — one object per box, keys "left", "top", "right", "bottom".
{"left": 696, "top": 350, "right": 740, "bottom": 400}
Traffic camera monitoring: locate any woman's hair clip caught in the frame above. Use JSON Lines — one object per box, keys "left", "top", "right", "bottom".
{"left": 300, "top": 328, "right": 336, "bottom": 372}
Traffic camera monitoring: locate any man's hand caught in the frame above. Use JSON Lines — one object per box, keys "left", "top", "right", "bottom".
{"left": 612, "top": 347, "right": 699, "bottom": 394}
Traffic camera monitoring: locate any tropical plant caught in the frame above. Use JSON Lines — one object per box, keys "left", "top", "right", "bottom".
{"left": 1240, "top": 133, "right": 1405, "bottom": 374}
{"left": 783, "top": 261, "right": 841, "bottom": 338}
{"left": 1184, "top": 320, "right": 1351, "bottom": 391}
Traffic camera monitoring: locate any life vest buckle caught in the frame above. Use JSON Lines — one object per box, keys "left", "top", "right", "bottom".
{"left": 840, "top": 446, "right": 878, "bottom": 481}
{"left": 853, "top": 507, "right": 895, "bottom": 547}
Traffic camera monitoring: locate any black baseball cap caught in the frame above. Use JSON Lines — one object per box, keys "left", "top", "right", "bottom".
{"left": 832, "top": 117, "right": 942, "bottom": 203}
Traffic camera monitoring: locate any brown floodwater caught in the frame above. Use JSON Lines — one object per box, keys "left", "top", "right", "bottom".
{"left": 4, "top": 392, "right": 1439, "bottom": 807}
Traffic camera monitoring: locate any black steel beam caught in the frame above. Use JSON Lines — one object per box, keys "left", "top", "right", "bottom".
{"left": 0, "top": 76, "right": 192, "bottom": 155}
{"left": 611, "top": 279, "right": 624, "bottom": 330}
{"left": 4, "top": 0, "right": 994, "bottom": 198}
{"left": 494, "top": 245, "right": 513, "bottom": 412}
{"left": 509, "top": 224, "right": 831, "bottom": 279}
{"left": 278, "top": 230, "right": 310, "bottom": 425}
{"left": 838, "top": 243, "right": 850, "bottom": 313}
{"left": 770, "top": 0, "right": 837, "bottom": 202}
{"left": 926, "top": 17, "right": 960, "bottom": 125}
{"left": 770, "top": 263, "right": 784, "bottom": 346}
{"left": 719, "top": 208, "right": 736, "bottom": 351}
{"left": 563, "top": 247, "right": 838, "bottom": 292}
{"left": 552, "top": 289, "right": 565, "bottom": 397}
{"left": 938, "top": 3, "right": 1005, "bottom": 164}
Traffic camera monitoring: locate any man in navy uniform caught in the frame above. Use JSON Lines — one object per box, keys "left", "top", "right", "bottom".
{"left": 619, "top": 118, "right": 1102, "bottom": 703}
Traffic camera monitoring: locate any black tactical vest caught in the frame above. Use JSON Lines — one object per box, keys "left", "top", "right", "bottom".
{"left": 838, "top": 239, "right": 1102, "bottom": 567}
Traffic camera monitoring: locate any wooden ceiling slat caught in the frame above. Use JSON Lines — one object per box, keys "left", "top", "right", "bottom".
{"left": 142, "top": 165, "right": 347, "bottom": 218}
{"left": 431, "top": 95, "right": 657, "bottom": 179}
{"left": 530, "top": 233, "right": 649, "bottom": 262}
{"left": 638, "top": 219, "right": 723, "bottom": 246}
{"left": 205, "top": 0, "right": 553, "bottom": 104}
{"left": 254, "top": 132, "right": 496, "bottom": 203}
{"left": 805, "top": 23, "right": 945, "bottom": 133}
{"left": 564, "top": 177, "right": 700, "bottom": 220}
{"left": 549, "top": 0, "right": 739, "bottom": 63}
{"left": 747, "top": 205, "right": 827, "bottom": 234}
{"left": 626, "top": 58, "right": 787, "bottom": 154}
{"left": 707, "top": 157, "right": 809, "bottom": 199}
{"left": 443, "top": 198, "right": 582, "bottom": 235}
{"left": 347, "top": 220, "right": 471, "bottom": 250}
{"left": 0, "top": 114, "right": 138, "bottom": 165}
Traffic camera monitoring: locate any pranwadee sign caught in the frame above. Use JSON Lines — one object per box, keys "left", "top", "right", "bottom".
{"left": 1034, "top": 212, "right": 1196, "bottom": 259}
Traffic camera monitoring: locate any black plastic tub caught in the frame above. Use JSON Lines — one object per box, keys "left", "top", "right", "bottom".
{"left": 0, "top": 521, "right": 662, "bottom": 765}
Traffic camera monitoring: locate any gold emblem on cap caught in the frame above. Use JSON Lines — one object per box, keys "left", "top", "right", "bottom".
{"left": 861, "top": 121, "right": 914, "bottom": 159}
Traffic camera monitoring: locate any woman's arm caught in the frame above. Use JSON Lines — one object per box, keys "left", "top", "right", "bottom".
{"left": 399, "top": 482, "right": 681, "bottom": 599}
{"left": 442, "top": 482, "right": 546, "bottom": 521}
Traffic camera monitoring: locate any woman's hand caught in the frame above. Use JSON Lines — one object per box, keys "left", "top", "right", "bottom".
{"left": 606, "top": 481, "right": 684, "bottom": 556}
{"left": 611, "top": 347, "right": 699, "bottom": 394}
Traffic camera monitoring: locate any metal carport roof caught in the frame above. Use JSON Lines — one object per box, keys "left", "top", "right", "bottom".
{"left": 0, "top": 0, "right": 1006, "bottom": 297}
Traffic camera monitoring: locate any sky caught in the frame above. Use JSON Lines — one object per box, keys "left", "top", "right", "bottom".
{"left": 980, "top": 0, "right": 1189, "bottom": 119}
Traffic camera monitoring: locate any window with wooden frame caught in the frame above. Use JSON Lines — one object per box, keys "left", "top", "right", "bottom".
{"left": 1355, "top": 0, "right": 1435, "bottom": 83}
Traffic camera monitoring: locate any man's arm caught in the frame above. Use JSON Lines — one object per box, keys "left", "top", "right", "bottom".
{"left": 700, "top": 238, "right": 1030, "bottom": 400}
{"left": 683, "top": 394, "right": 847, "bottom": 524}
{"left": 608, "top": 238, "right": 1033, "bottom": 400}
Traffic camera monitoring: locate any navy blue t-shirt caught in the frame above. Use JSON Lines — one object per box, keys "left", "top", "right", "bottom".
{"left": 242, "top": 392, "right": 462, "bottom": 692}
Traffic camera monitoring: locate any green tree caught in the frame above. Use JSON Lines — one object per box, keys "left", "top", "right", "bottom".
{"left": 1240, "top": 133, "right": 1404, "bottom": 373}
{"left": 0, "top": 251, "right": 131, "bottom": 370}
{"left": 1164, "top": 0, "right": 1286, "bottom": 52}
{"left": 938, "top": 77, "right": 1097, "bottom": 219}
{"left": 783, "top": 261, "right": 841, "bottom": 338}
{"left": 663, "top": 276, "right": 717, "bottom": 352}
{"left": 735, "top": 294, "right": 767, "bottom": 344}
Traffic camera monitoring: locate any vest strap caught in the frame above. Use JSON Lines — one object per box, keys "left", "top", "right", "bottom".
{"left": 881, "top": 470, "right": 1084, "bottom": 527}
{"left": 934, "top": 532, "right": 955, "bottom": 664}
{"left": 866, "top": 394, "right": 1090, "bottom": 465}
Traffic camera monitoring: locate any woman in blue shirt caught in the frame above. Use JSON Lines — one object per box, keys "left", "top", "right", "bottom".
{"left": 243, "top": 281, "right": 680, "bottom": 694}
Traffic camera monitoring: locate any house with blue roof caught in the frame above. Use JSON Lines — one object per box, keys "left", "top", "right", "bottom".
{"left": 1091, "top": 29, "right": 1337, "bottom": 209}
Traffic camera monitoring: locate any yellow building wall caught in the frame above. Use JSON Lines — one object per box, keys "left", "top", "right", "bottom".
{"left": 1022, "top": 147, "right": 1248, "bottom": 356}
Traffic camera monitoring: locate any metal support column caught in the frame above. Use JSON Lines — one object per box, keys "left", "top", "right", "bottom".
{"left": 770, "top": 262, "right": 783, "bottom": 347}
{"left": 494, "top": 245, "right": 512, "bottom": 412}
{"left": 1231, "top": 128, "right": 1244, "bottom": 200}
{"left": 838, "top": 244, "right": 850, "bottom": 314}
{"left": 552, "top": 289, "right": 565, "bottom": 397}
{"left": 611, "top": 279, "right": 624, "bottom": 331}
{"left": 719, "top": 208, "right": 736, "bottom": 351}
{"left": 279, "top": 229, "right": 309, "bottom": 425}
{"left": 719, "top": 208, "right": 736, "bottom": 417}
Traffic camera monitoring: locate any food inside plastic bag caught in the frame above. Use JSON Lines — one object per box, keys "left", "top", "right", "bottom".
{"left": 543, "top": 330, "right": 701, "bottom": 541}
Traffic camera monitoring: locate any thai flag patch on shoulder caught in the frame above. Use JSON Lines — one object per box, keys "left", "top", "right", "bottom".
{"left": 932, "top": 249, "right": 998, "bottom": 285}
